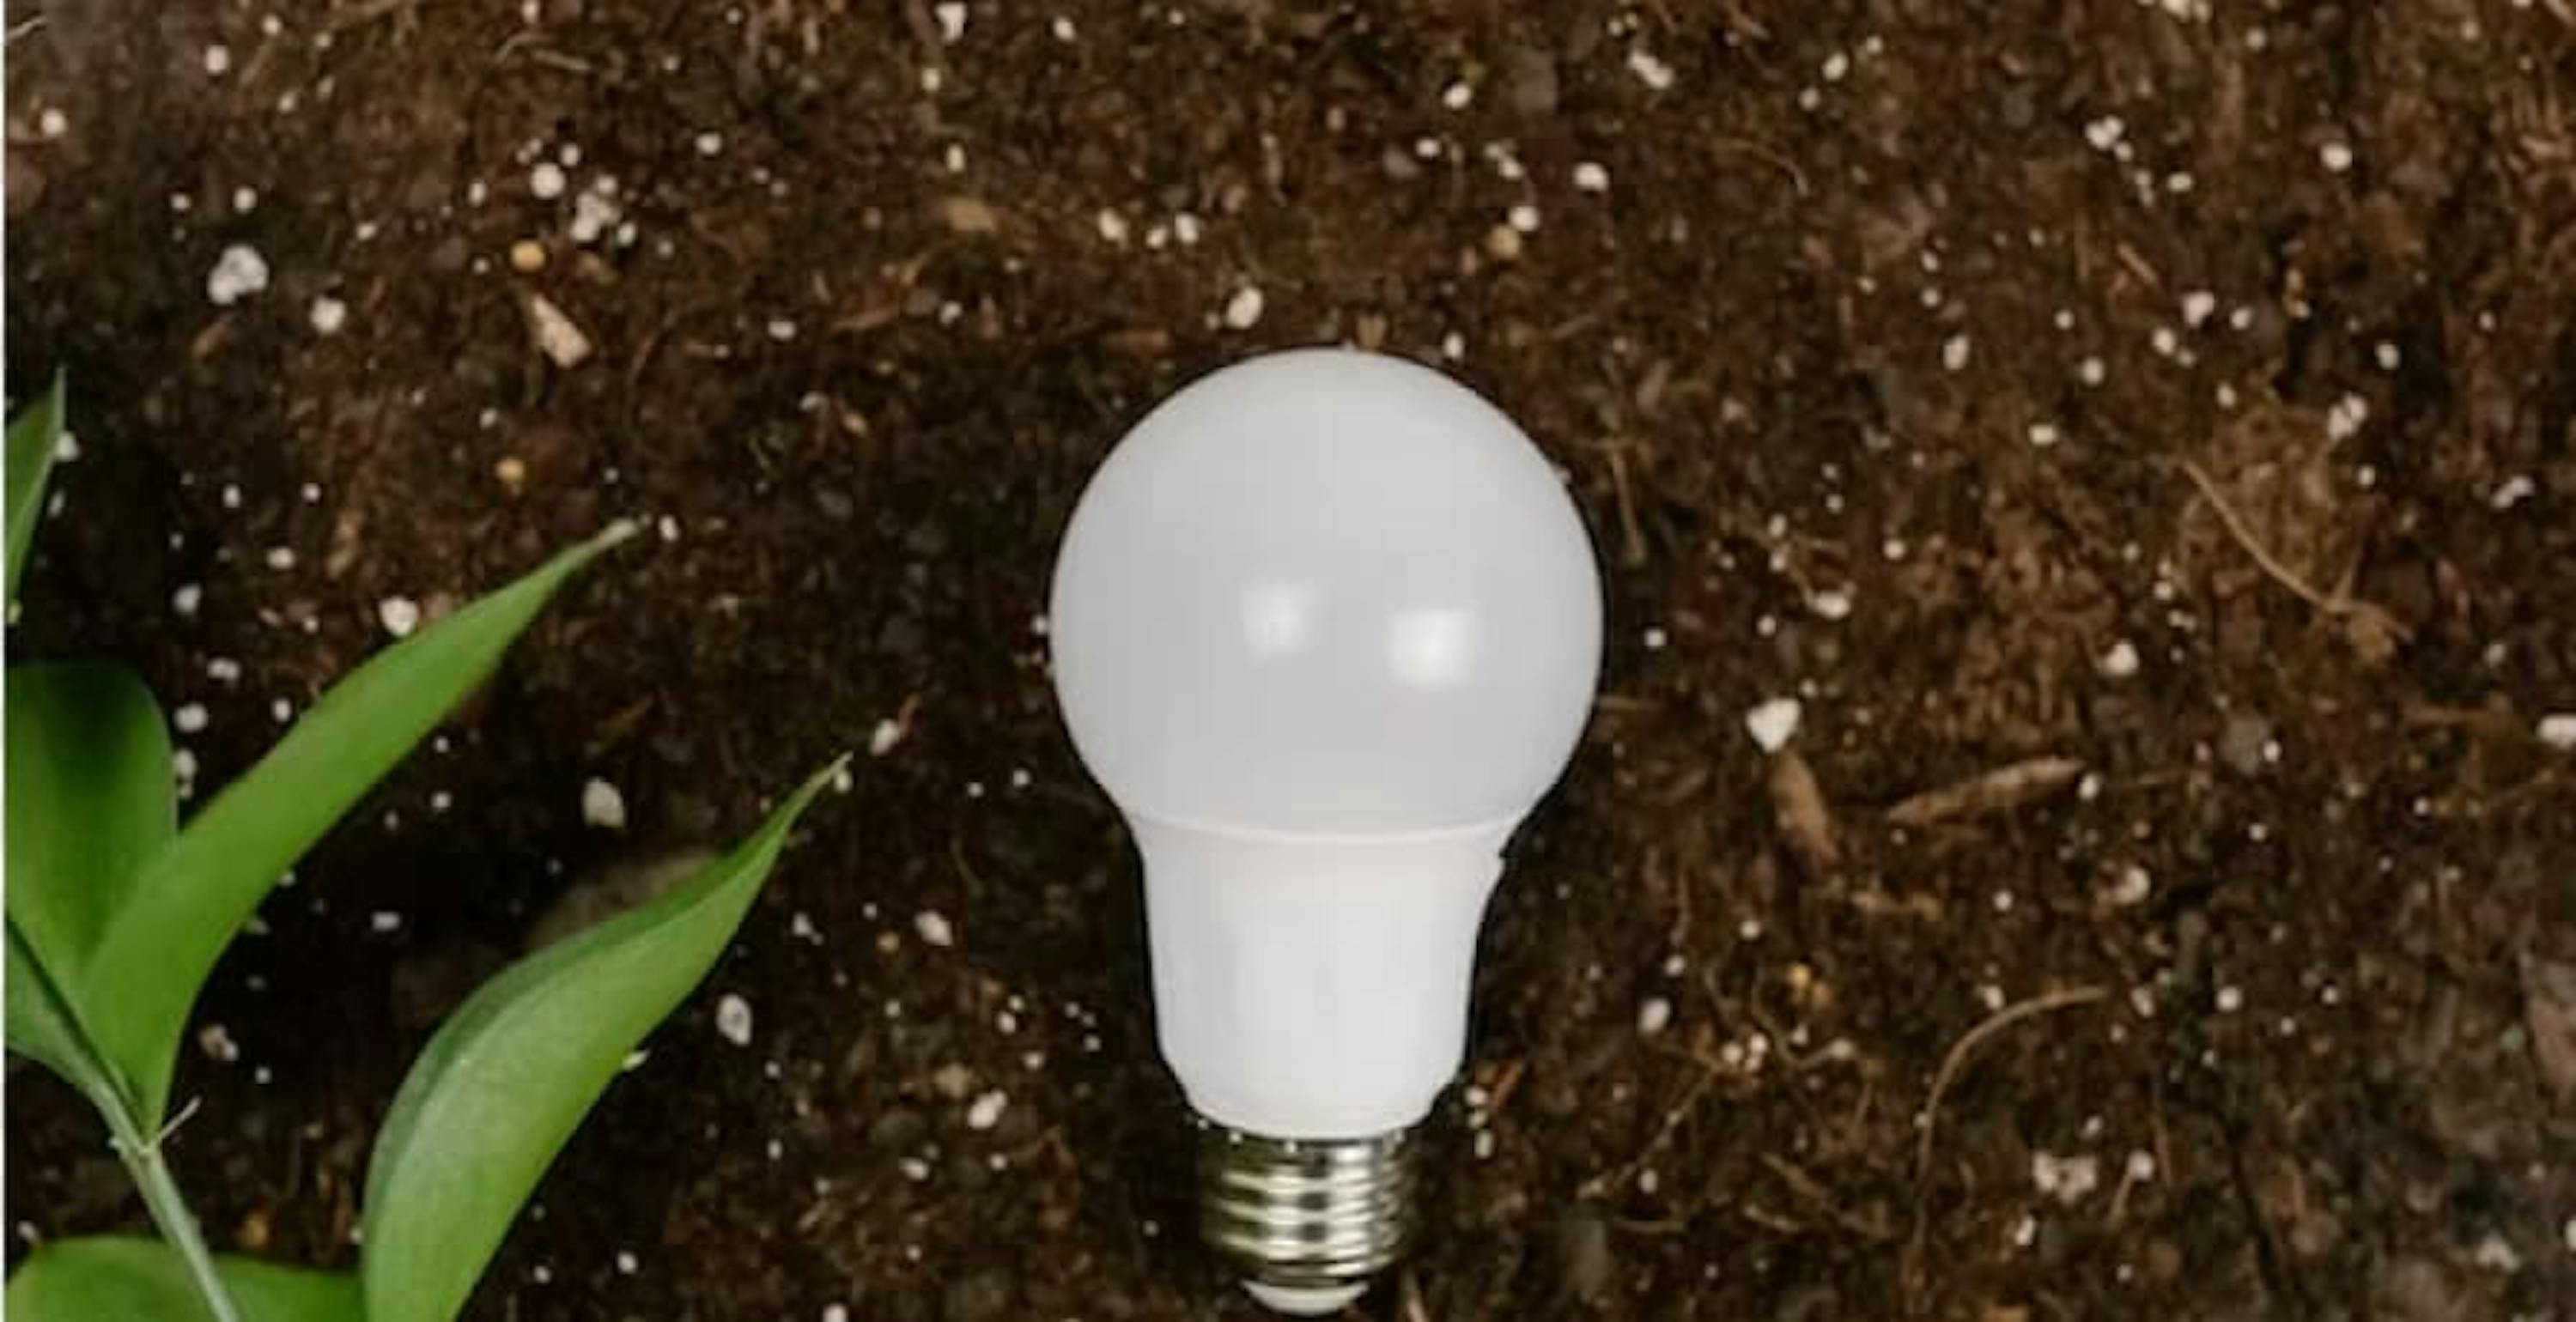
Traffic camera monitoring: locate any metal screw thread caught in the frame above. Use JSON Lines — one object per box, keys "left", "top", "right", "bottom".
{"left": 1195, "top": 1119, "right": 1419, "bottom": 1293}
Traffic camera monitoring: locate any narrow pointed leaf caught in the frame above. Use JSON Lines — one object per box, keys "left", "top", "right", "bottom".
{"left": 6, "top": 664, "right": 175, "bottom": 979}
{"left": 82, "top": 523, "right": 636, "bottom": 1127}
{"left": 361, "top": 763, "right": 841, "bottom": 1322}
{"left": 6, "top": 923, "right": 126, "bottom": 1113}
{"left": 7, "top": 1236, "right": 360, "bottom": 1322}
{"left": 6, "top": 373, "right": 67, "bottom": 600}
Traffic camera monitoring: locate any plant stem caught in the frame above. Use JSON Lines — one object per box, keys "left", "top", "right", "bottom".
{"left": 108, "top": 1110, "right": 242, "bottom": 1322}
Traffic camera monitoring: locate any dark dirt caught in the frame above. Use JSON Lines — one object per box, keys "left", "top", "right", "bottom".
{"left": 9, "top": 2, "right": 2576, "bottom": 1319}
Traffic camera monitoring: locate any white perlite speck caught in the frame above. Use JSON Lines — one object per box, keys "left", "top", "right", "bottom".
{"left": 1637, "top": 997, "right": 1673, "bottom": 1036}
{"left": 174, "top": 703, "right": 210, "bottom": 734}
{"left": 2319, "top": 141, "right": 2354, "bottom": 173}
{"left": 580, "top": 777, "right": 628, "bottom": 830}
{"left": 173, "top": 584, "right": 204, "bottom": 617}
{"left": 206, "top": 245, "right": 270, "bottom": 306}
{"left": 1625, "top": 49, "right": 1675, "bottom": 91}
{"left": 2109, "top": 865, "right": 2152, "bottom": 907}
{"left": 1222, "top": 285, "right": 1265, "bottom": 330}
{"left": 933, "top": 1, "right": 967, "bottom": 41}
{"left": 204, "top": 44, "right": 232, "bottom": 76}
{"left": 1744, "top": 697, "right": 1802, "bottom": 753}
{"left": 714, "top": 993, "right": 754, "bottom": 1046}
{"left": 914, "top": 910, "right": 955, "bottom": 947}
{"left": 2180, "top": 290, "right": 2217, "bottom": 328}
{"left": 965, "top": 1089, "right": 1008, "bottom": 1130}
{"left": 1941, "top": 334, "right": 1971, "bottom": 372}
{"left": 378, "top": 596, "right": 421, "bottom": 638}
{"left": 370, "top": 910, "right": 403, "bottom": 933}
{"left": 1572, "top": 161, "right": 1611, "bottom": 192}
{"left": 2027, "top": 421, "right": 2063, "bottom": 448}
{"left": 2031, "top": 1150, "right": 2101, "bottom": 1204}
{"left": 868, "top": 717, "right": 905, "bottom": 756}
{"left": 2326, "top": 392, "right": 2370, "bottom": 442}
{"left": 2537, "top": 714, "right": 2576, "bottom": 751}
{"left": 530, "top": 161, "right": 568, "bottom": 199}
{"left": 2215, "top": 985, "right": 2245, "bottom": 1013}
{"left": 2099, "top": 640, "right": 2140, "bottom": 677}
{"left": 309, "top": 296, "right": 349, "bottom": 337}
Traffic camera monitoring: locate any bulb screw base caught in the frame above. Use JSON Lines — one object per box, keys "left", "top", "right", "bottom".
{"left": 1194, "top": 1119, "right": 1417, "bottom": 1312}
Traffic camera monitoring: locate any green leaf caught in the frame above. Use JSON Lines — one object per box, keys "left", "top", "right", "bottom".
{"left": 6, "top": 922, "right": 126, "bottom": 1115}
{"left": 361, "top": 762, "right": 842, "bottom": 1322}
{"left": 5, "top": 665, "right": 175, "bottom": 981}
{"left": 6, "top": 1236, "right": 358, "bottom": 1319}
{"left": 81, "top": 522, "right": 638, "bottom": 1128}
{"left": 7, "top": 1237, "right": 358, "bottom": 1322}
{"left": 7, "top": 373, "right": 67, "bottom": 601}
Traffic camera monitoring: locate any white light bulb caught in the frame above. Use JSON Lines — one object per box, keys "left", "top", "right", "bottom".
{"left": 1048, "top": 349, "right": 1603, "bottom": 1311}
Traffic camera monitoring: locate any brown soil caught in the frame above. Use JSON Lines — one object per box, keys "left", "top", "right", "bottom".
{"left": 9, "top": 3, "right": 2576, "bottom": 1319}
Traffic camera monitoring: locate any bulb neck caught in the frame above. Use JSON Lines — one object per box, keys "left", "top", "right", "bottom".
{"left": 1196, "top": 1119, "right": 1417, "bottom": 1314}
{"left": 1132, "top": 816, "right": 1510, "bottom": 1139}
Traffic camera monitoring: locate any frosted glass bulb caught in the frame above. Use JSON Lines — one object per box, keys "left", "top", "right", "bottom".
{"left": 1048, "top": 349, "right": 1603, "bottom": 1310}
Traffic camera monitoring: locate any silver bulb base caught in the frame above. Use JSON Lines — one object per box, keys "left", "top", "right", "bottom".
{"left": 1195, "top": 1118, "right": 1417, "bottom": 1313}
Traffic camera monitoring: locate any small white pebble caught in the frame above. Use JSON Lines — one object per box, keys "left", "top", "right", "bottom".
{"left": 173, "top": 584, "right": 204, "bottom": 617}
{"left": 1809, "top": 588, "right": 1853, "bottom": 621}
{"left": 2099, "top": 640, "right": 2140, "bottom": 678}
{"left": 2374, "top": 341, "right": 2401, "bottom": 371}
{"left": 1441, "top": 81, "right": 1473, "bottom": 110}
{"left": 615, "top": 1251, "right": 638, "bottom": 1276}
{"left": 2084, "top": 116, "right": 2125, "bottom": 151}
{"left": 174, "top": 703, "right": 210, "bottom": 734}
{"left": 204, "top": 44, "right": 232, "bottom": 76}
{"left": 714, "top": 993, "right": 755, "bottom": 1046}
{"left": 1641, "top": 626, "right": 1668, "bottom": 651}
{"left": 914, "top": 910, "right": 955, "bottom": 948}
{"left": 36, "top": 106, "right": 68, "bottom": 138}
{"left": 1572, "top": 161, "right": 1611, "bottom": 192}
{"left": 529, "top": 162, "right": 568, "bottom": 200}
{"left": 2077, "top": 356, "right": 2106, "bottom": 387}
{"left": 1744, "top": 697, "right": 1802, "bottom": 752}
{"left": 2109, "top": 865, "right": 2152, "bottom": 907}
{"left": 933, "top": 0, "right": 967, "bottom": 41}
{"left": 1222, "top": 285, "right": 1265, "bottom": 330}
{"left": 308, "top": 296, "right": 349, "bottom": 337}
{"left": 1507, "top": 203, "right": 1540, "bottom": 233}
{"left": 264, "top": 546, "right": 296, "bottom": 571}
{"left": 2027, "top": 421, "right": 2062, "bottom": 448}
{"left": 233, "top": 186, "right": 258, "bottom": 214}
{"left": 1050, "top": 16, "right": 1076, "bottom": 41}
{"left": 965, "top": 1089, "right": 1008, "bottom": 1130}
{"left": 2181, "top": 291, "right": 2217, "bottom": 328}
{"left": 580, "top": 777, "right": 628, "bottom": 830}
{"left": 868, "top": 717, "right": 905, "bottom": 756}
{"left": 2489, "top": 475, "right": 2535, "bottom": 509}
{"left": 197, "top": 1024, "right": 240, "bottom": 1063}
{"left": 1636, "top": 997, "right": 1673, "bottom": 1036}
{"left": 1625, "top": 49, "right": 1675, "bottom": 91}
{"left": 2319, "top": 141, "right": 2354, "bottom": 173}
{"left": 369, "top": 910, "right": 403, "bottom": 934}
{"left": 2125, "top": 1149, "right": 2156, "bottom": 1182}
{"left": 2326, "top": 392, "right": 2370, "bottom": 442}
{"left": 1941, "top": 333, "right": 1971, "bottom": 372}
{"left": 206, "top": 245, "right": 270, "bottom": 306}
{"left": 695, "top": 131, "right": 725, "bottom": 157}
{"left": 1820, "top": 51, "right": 1850, "bottom": 82}
{"left": 2537, "top": 714, "right": 2576, "bottom": 752}
{"left": 1094, "top": 209, "right": 1129, "bottom": 245}
{"left": 2215, "top": 985, "right": 2244, "bottom": 1014}
{"left": 378, "top": 596, "right": 421, "bottom": 639}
